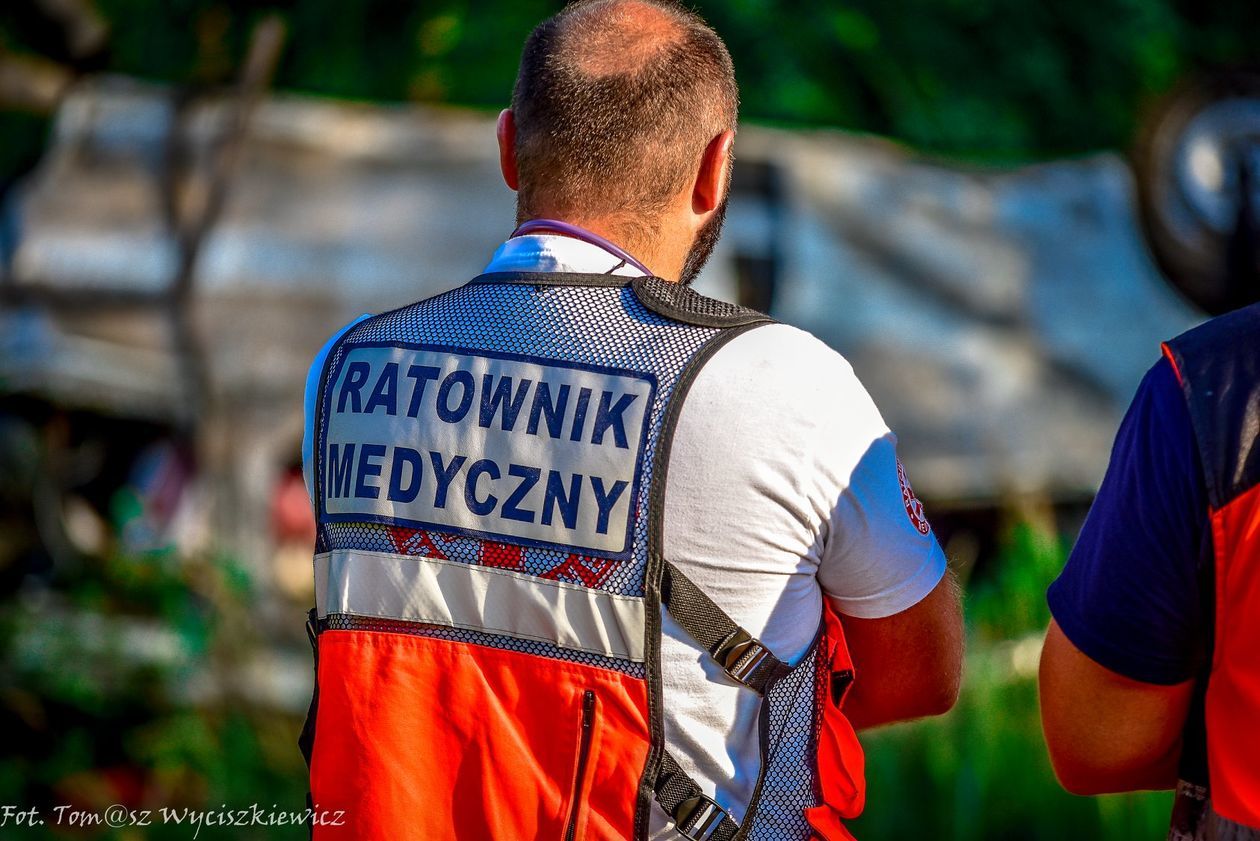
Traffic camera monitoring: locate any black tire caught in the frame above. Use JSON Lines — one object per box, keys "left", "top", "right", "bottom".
{"left": 1132, "top": 69, "right": 1260, "bottom": 315}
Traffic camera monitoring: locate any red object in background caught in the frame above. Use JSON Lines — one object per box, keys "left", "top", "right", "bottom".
{"left": 272, "top": 467, "right": 316, "bottom": 545}
{"left": 52, "top": 765, "right": 149, "bottom": 830}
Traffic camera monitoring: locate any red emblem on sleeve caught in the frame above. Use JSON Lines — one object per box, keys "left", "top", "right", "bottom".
{"left": 897, "top": 460, "right": 931, "bottom": 536}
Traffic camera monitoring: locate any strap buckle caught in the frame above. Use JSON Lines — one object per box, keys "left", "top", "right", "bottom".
{"left": 305, "top": 608, "right": 319, "bottom": 650}
{"left": 674, "top": 793, "right": 729, "bottom": 841}
{"left": 712, "top": 627, "right": 771, "bottom": 686}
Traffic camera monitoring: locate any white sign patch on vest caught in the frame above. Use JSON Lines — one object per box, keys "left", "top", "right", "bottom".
{"left": 321, "top": 343, "right": 656, "bottom": 558}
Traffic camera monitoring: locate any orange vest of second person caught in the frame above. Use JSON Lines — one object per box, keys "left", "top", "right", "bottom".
{"left": 1163, "top": 302, "right": 1260, "bottom": 838}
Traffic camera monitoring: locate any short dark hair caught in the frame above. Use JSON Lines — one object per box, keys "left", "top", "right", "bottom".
{"left": 511, "top": 0, "right": 738, "bottom": 242}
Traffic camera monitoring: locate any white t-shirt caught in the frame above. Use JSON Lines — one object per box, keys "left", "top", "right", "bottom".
{"left": 303, "top": 234, "right": 946, "bottom": 837}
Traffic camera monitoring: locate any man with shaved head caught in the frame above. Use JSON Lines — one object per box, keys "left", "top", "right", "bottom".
{"left": 299, "top": 2, "right": 963, "bottom": 839}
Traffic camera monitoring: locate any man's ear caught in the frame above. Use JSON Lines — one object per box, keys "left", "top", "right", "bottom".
{"left": 692, "top": 129, "right": 735, "bottom": 215}
{"left": 497, "top": 109, "right": 519, "bottom": 192}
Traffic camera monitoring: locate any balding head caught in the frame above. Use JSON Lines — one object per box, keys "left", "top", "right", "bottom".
{"left": 510, "top": 0, "right": 738, "bottom": 245}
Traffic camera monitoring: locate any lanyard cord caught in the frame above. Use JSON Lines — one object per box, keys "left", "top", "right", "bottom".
{"left": 511, "top": 218, "right": 652, "bottom": 276}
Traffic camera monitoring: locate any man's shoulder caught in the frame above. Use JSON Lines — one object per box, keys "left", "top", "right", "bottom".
{"left": 1167, "top": 302, "right": 1260, "bottom": 352}
{"left": 706, "top": 321, "right": 854, "bottom": 373}
{"left": 679, "top": 321, "right": 887, "bottom": 449}
{"left": 631, "top": 276, "right": 770, "bottom": 328}
{"left": 307, "top": 315, "right": 375, "bottom": 375}
{"left": 303, "top": 314, "right": 375, "bottom": 419}
{"left": 1163, "top": 306, "right": 1260, "bottom": 507}
{"left": 699, "top": 322, "right": 865, "bottom": 405}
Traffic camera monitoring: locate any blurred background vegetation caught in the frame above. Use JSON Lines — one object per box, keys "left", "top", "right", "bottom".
{"left": 1, "top": 0, "right": 1252, "bottom": 838}
{"left": 2, "top": 0, "right": 1260, "bottom": 182}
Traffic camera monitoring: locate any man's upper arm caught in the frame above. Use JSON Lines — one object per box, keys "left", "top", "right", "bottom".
{"left": 1041, "top": 357, "right": 1208, "bottom": 792}
{"left": 813, "top": 348, "right": 947, "bottom": 617}
{"left": 836, "top": 571, "right": 963, "bottom": 729}
{"left": 817, "top": 433, "right": 948, "bottom": 618}
{"left": 1040, "top": 620, "right": 1193, "bottom": 794}
{"left": 813, "top": 357, "right": 961, "bottom": 727}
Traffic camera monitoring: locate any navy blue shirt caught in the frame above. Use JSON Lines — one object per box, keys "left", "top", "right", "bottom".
{"left": 1047, "top": 356, "right": 1210, "bottom": 686}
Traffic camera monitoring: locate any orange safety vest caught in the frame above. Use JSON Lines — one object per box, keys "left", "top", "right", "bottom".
{"left": 297, "top": 273, "right": 866, "bottom": 840}
{"left": 1163, "top": 302, "right": 1260, "bottom": 839}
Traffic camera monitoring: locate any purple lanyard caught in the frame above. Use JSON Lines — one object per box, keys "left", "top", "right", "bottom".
{"left": 511, "top": 218, "right": 653, "bottom": 276}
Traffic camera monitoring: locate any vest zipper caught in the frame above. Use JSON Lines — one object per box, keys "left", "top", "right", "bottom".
{"left": 564, "top": 690, "right": 597, "bottom": 841}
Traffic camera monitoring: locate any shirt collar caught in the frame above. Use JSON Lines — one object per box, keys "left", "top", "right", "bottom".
{"left": 482, "top": 233, "right": 650, "bottom": 277}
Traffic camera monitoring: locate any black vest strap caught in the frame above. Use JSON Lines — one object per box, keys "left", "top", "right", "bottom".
{"left": 653, "top": 750, "right": 740, "bottom": 841}
{"left": 631, "top": 276, "right": 770, "bottom": 328}
{"left": 1163, "top": 302, "right": 1260, "bottom": 510}
{"left": 661, "top": 562, "right": 792, "bottom": 695}
{"left": 299, "top": 608, "right": 320, "bottom": 841}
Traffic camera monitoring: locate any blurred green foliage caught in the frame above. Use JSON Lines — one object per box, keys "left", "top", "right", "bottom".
{"left": 1, "top": 0, "right": 1259, "bottom": 183}
{"left": 38, "top": 1, "right": 1260, "bottom": 151}
{"left": 0, "top": 547, "right": 308, "bottom": 840}
{"left": 855, "top": 517, "right": 1172, "bottom": 840}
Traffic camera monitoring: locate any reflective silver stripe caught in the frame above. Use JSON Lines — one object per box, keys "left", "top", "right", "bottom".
{"left": 314, "top": 549, "right": 646, "bottom": 662}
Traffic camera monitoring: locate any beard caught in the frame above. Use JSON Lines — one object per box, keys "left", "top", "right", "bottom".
{"left": 679, "top": 192, "right": 729, "bottom": 286}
